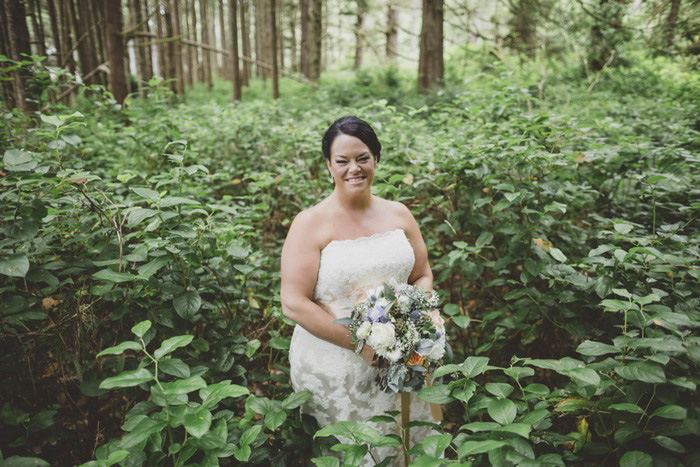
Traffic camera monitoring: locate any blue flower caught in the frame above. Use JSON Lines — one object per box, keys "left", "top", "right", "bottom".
{"left": 367, "top": 304, "right": 385, "bottom": 323}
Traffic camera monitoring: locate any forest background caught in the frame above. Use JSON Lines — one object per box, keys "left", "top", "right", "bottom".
{"left": 1, "top": 0, "right": 699, "bottom": 466}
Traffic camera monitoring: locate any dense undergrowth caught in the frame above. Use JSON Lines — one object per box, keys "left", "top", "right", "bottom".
{"left": 1, "top": 52, "right": 699, "bottom": 466}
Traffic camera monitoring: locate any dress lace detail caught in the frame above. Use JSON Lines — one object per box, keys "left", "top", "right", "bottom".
{"left": 289, "top": 229, "right": 440, "bottom": 466}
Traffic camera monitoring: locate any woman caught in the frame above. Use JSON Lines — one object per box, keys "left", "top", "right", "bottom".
{"left": 281, "top": 116, "right": 439, "bottom": 465}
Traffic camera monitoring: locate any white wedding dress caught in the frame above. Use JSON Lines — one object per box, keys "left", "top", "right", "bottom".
{"left": 289, "top": 228, "right": 439, "bottom": 466}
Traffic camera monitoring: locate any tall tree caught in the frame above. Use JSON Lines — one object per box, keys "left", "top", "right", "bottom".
{"left": 104, "top": 0, "right": 128, "bottom": 105}
{"left": 219, "top": 0, "right": 228, "bottom": 77}
{"left": 3, "top": 0, "right": 36, "bottom": 111}
{"left": 507, "top": 0, "right": 537, "bottom": 57}
{"left": 589, "top": 0, "right": 626, "bottom": 70}
{"left": 240, "top": 0, "right": 251, "bottom": 85}
{"left": 276, "top": 0, "right": 283, "bottom": 71}
{"left": 90, "top": 0, "right": 107, "bottom": 82}
{"left": 385, "top": 3, "right": 397, "bottom": 60}
{"left": 299, "top": 0, "right": 309, "bottom": 77}
{"left": 27, "top": 0, "right": 46, "bottom": 55}
{"left": 270, "top": 0, "right": 278, "bottom": 97}
{"left": 288, "top": 0, "right": 297, "bottom": 72}
{"left": 354, "top": 0, "right": 366, "bottom": 69}
{"left": 47, "top": 0, "right": 63, "bottom": 65}
{"left": 189, "top": 0, "right": 200, "bottom": 84}
{"left": 665, "top": 0, "right": 681, "bottom": 48}
{"left": 155, "top": 0, "right": 167, "bottom": 79}
{"left": 163, "top": 0, "right": 180, "bottom": 93}
{"left": 417, "top": 0, "right": 443, "bottom": 92}
{"left": 201, "top": 0, "right": 213, "bottom": 88}
{"left": 308, "top": 0, "right": 321, "bottom": 80}
{"left": 172, "top": 0, "right": 185, "bottom": 94}
{"left": 59, "top": 0, "right": 75, "bottom": 72}
{"left": 132, "top": 0, "right": 153, "bottom": 88}
{"left": 230, "top": 0, "right": 241, "bottom": 99}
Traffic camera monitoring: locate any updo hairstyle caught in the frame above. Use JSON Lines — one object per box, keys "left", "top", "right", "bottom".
{"left": 321, "top": 116, "right": 382, "bottom": 163}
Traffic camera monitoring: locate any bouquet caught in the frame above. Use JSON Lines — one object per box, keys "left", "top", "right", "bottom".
{"left": 335, "top": 281, "right": 451, "bottom": 393}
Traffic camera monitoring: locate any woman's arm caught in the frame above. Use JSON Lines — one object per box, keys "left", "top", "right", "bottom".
{"left": 280, "top": 210, "right": 355, "bottom": 350}
{"left": 398, "top": 203, "right": 434, "bottom": 293}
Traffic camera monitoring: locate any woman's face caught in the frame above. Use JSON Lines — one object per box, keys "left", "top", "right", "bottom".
{"left": 326, "top": 133, "right": 377, "bottom": 193}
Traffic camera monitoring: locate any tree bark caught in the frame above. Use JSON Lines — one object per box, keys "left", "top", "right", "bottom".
{"left": 189, "top": 0, "right": 200, "bottom": 83}
{"left": 288, "top": 0, "right": 297, "bottom": 72}
{"left": 133, "top": 0, "right": 153, "bottom": 87}
{"left": 508, "top": 0, "right": 537, "bottom": 57}
{"left": 219, "top": 0, "right": 228, "bottom": 77}
{"left": 201, "top": 0, "right": 213, "bottom": 88}
{"left": 299, "top": 0, "right": 309, "bottom": 78}
{"left": 154, "top": 0, "right": 167, "bottom": 78}
{"left": 276, "top": 0, "right": 283, "bottom": 71}
{"left": 240, "top": 0, "right": 251, "bottom": 85}
{"left": 47, "top": 0, "right": 63, "bottom": 64}
{"left": 0, "top": 1, "right": 18, "bottom": 109}
{"left": 230, "top": 0, "right": 241, "bottom": 99}
{"left": 173, "top": 0, "right": 185, "bottom": 93}
{"left": 59, "top": 0, "right": 76, "bottom": 72}
{"left": 270, "top": 0, "right": 278, "bottom": 97}
{"left": 3, "top": 0, "right": 37, "bottom": 111}
{"left": 183, "top": 0, "right": 194, "bottom": 85}
{"left": 308, "top": 0, "right": 320, "bottom": 80}
{"left": 104, "top": 0, "right": 128, "bottom": 106}
{"left": 27, "top": 0, "right": 46, "bottom": 55}
{"left": 385, "top": 3, "right": 397, "bottom": 60}
{"left": 353, "top": 0, "right": 365, "bottom": 70}
{"left": 417, "top": 0, "right": 443, "bottom": 92}
{"left": 665, "top": 0, "right": 681, "bottom": 48}
{"left": 90, "top": 0, "right": 107, "bottom": 82}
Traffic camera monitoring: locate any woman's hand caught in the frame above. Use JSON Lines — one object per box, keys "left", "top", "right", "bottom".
{"left": 360, "top": 343, "right": 376, "bottom": 367}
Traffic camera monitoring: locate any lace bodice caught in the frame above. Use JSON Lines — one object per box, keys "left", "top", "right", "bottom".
{"left": 289, "top": 228, "right": 439, "bottom": 466}
{"left": 313, "top": 228, "right": 415, "bottom": 316}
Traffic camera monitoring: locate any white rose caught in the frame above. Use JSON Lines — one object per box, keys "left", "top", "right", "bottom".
{"left": 386, "top": 346, "right": 402, "bottom": 362}
{"left": 376, "top": 297, "right": 390, "bottom": 309}
{"left": 366, "top": 322, "right": 396, "bottom": 353}
{"left": 428, "top": 337, "right": 446, "bottom": 361}
{"left": 356, "top": 321, "right": 372, "bottom": 340}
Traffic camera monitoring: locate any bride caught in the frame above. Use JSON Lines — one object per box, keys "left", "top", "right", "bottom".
{"left": 281, "top": 116, "right": 440, "bottom": 465}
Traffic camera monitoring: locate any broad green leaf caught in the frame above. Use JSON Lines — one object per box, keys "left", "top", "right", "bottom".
{"left": 620, "top": 451, "right": 652, "bottom": 467}
{"left": 126, "top": 208, "right": 158, "bottom": 227}
{"left": 609, "top": 403, "right": 645, "bottom": 414}
{"left": 131, "top": 320, "right": 151, "bottom": 338}
{"left": 458, "top": 440, "right": 507, "bottom": 458}
{"left": 549, "top": 247, "right": 567, "bottom": 262}
{"left": 576, "top": 340, "right": 619, "bottom": 356}
{"left": 569, "top": 368, "right": 600, "bottom": 387}
{"left": 503, "top": 366, "right": 534, "bottom": 381}
{"left": 184, "top": 407, "right": 212, "bottom": 438}
{"left": 153, "top": 335, "right": 193, "bottom": 359}
{"left": 158, "top": 358, "right": 190, "bottom": 378}
{"left": 459, "top": 421, "right": 500, "bottom": 432}
{"left": 100, "top": 368, "right": 153, "bottom": 389}
{"left": 160, "top": 197, "right": 200, "bottom": 207}
{"left": 417, "top": 385, "right": 453, "bottom": 404}
{"left": 461, "top": 356, "right": 490, "bottom": 377}
{"left": 240, "top": 424, "right": 262, "bottom": 447}
{"left": 311, "top": 457, "right": 339, "bottom": 467}
{"left": 331, "top": 444, "right": 368, "bottom": 466}
{"left": 232, "top": 445, "right": 251, "bottom": 462}
{"left": 519, "top": 408, "right": 550, "bottom": 426}
{"left": 0, "top": 254, "right": 30, "bottom": 278}
{"left": 119, "top": 417, "right": 166, "bottom": 449}
{"left": 96, "top": 341, "right": 142, "bottom": 357}
{"left": 245, "top": 338, "right": 261, "bottom": 359}
{"left": 495, "top": 423, "right": 531, "bottom": 438}
{"left": 653, "top": 435, "right": 685, "bottom": 453}
{"left": 488, "top": 398, "right": 516, "bottom": 425}
{"left": 269, "top": 337, "right": 291, "bottom": 350}
{"left": 131, "top": 187, "right": 160, "bottom": 201}
{"left": 173, "top": 290, "right": 201, "bottom": 319}
{"left": 601, "top": 299, "right": 630, "bottom": 312}
{"left": 615, "top": 362, "right": 666, "bottom": 383}
{"left": 282, "top": 390, "right": 312, "bottom": 410}
{"left": 476, "top": 232, "right": 493, "bottom": 248}
{"left": 264, "top": 410, "right": 287, "bottom": 431}
{"left": 40, "top": 114, "right": 63, "bottom": 126}
{"left": 651, "top": 405, "right": 686, "bottom": 420}
{"left": 485, "top": 383, "right": 514, "bottom": 398}
{"left": 0, "top": 457, "right": 50, "bottom": 467}
{"left": 92, "top": 269, "right": 136, "bottom": 283}
{"left": 614, "top": 223, "right": 633, "bottom": 234}
{"left": 137, "top": 257, "right": 170, "bottom": 279}
{"left": 420, "top": 433, "right": 452, "bottom": 458}
{"left": 522, "top": 383, "right": 549, "bottom": 395}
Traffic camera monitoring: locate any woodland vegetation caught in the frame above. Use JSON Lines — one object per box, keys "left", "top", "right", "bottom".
{"left": 1, "top": 0, "right": 700, "bottom": 466}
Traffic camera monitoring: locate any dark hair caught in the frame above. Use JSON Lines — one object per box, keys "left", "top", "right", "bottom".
{"left": 321, "top": 116, "right": 382, "bottom": 162}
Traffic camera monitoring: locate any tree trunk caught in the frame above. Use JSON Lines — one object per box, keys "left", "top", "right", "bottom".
{"left": 353, "top": 0, "right": 365, "bottom": 70}
{"left": 164, "top": 0, "right": 182, "bottom": 94}
{"left": 201, "top": 0, "right": 213, "bottom": 88}
{"left": 27, "top": 0, "right": 46, "bottom": 55}
{"left": 417, "top": 0, "right": 443, "bottom": 92}
{"left": 59, "top": 0, "right": 75, "bottom": 72}
{"left": 270, "top": 0, "right": 278, "bottom": 97}
{"left": 183, "top": 0, "right": 194, "bottom": 85}
{"left": 104, "top": 0, "right": 128, "bottom": 105}
{"left": 133, "top": 0, "right": 153, "bottom": 87}
{"left": 154, "top": 0, "right": 167, "bottom": 78}
{"left": 189, "top": 0, "right": 200, "bottom": 84}
{"left": 0, "top": 1, "right": 18, "bottom": 109}
{"left": 299, "top": 0, "right": 308, "bottom": 77}
{"left": 665, "top": 0, "right": 681, "bottom": 48}
{"left": 385, "top": 3, "right": 397, "bottom": 60}
{"left": 240, "top": 0, "right": 251, "bottom": 85}
{"left": 91, "top": 0, "right": 107, "bottom": 83}
{"left": 172, "top": 0, "right": 185, "bottom": 93}
{"left": 508, "top": 0, "right": 537, "bottom": 57}
{"left": 219, "top": 0, "right": 228, "bottom": 78}
{"left": 308, "top": 0, "right": 320, "bottom": 80}
{"left": 47, "top": 0, "right": 63, "bottom": 64}
{"left": 288, "top": 0, "right": 296, "bottom": 72}
{"left": 276, "top": 0, "right": 283, "bottom": 71}
{"left": 230, "top": 0, "right": 241, "bottom": 99}
{"left": 4, "top": 0, "right": 37, "bottom": 111}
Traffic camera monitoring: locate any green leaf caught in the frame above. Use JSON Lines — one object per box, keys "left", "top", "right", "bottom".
{"left": 131, "top": 187, "right": 160, "bottom": 201}
{"left": 119, "top": 417, "right": 166, "bottom": 449}
{"left": 614, "top": 223, "right": 633, "bottom": 234}
{"left": 240, "top": 424, "right": 262, "bottom": 447}
{"left": 569, "top": 368, "right": 600, "bottom": 387}
{"left": 158, "top": 358, "right": 191, "bottom": 378}
{"left": 160, "top": 197, "right": 200, "bottom": 207}
{"left": 431, "top": 364, "right": 463, "bottom": 380}
{"left": 0, "top": 457, "right": 50, "bottom": 467}
{"left": 459, "top": 421, "right": 500, "bottom": 432}
{"left": 485, "top": 383, "right": 514, "bottom": 398}
{"left": 92, "top": 269, "right": 137, "bottom": 283}
{"left": 40, "top": 114, "right": 63, "bottom": 127}
{"left": 105, "top": 450, "right": 130, "bottom": 466}
{"left": 282, "top": 390, "right": 312, "bottom": 410}
{"left": 245, "top": 339, "right": 261, "bottom": 359}
{"left": 522, "top": 383, "right": 549, "bottom": 395}
{"left": 331, "top": 444, "right": 368, "bottom": 466}
{"left": 458, "top": 440, "right": 507, "bottom": 458}
{"left": 137, "top": 257, "right": 170, "bottom": 279}
{"left": 311, "top": 457, "right": 339, "bottom": 467}
{"left": 264, "top": 410, "right": 287, "bottom": 431}
{"left": 620, "top": 451, "right": 652, "bottom": 467}
{"left": 420, "top": 433, "right": 452, "bottom": 458}
{"left": 519, "top": 408, "right": 550, "bottom": 426}
{"left": 153, "top": 335, "right": 193, "bottom": 359}
{"left": 503, "top": 366, "right": 534, "bottom": 381}
{"left": 488, "top": 398, "right": 516, "bottom": 425}
{"left": 96, "top": 341, "right": 142, "bottom": 357}
{"left": 126, "top": 208, "right": 158, "bottom": 227}
{"left": 549, "top": 247, "right": 567, "bottom": 262}
{"left": 131, "top": 320, "right": 151, "bottom": 338}
{"left": 417, "top": 385, "right": 453, "bottom": 404}
{"left": 495, "top": 423, "right": 532, "bottom": 438}
{"left": 461, "top": 356, "right": 490, "bottom": 377}
{"left": 576, "top": 340, "right": 619, "bottom": 356}
{"left": 601, "top": 299, "right": 631, "bottom": 312}
{"left": 651, "top": 405, "right": 687, "bottom": 420}
{"left": 609, "top": 403, "right": 645, "bottom": 414}
{"left": 476, "top": 232, "right": 493, "bottom": 248}
{"left": 269, "top": 337, "right": 291, "bottom": 350}
{"left": 0, "top": 254, "right": 30, "bottom": 278}
{"left": 232, "top": 445, "right": 251, "bottom": 462}
{"left": 615, "top": 362, "right": 666, "bottom": 383}
{"left": 184, "top": 407, "right": 212, "bottom": 438}
{"left": 100, "top": 368, "right": 153, "bottom": 389}
{"left": 653, "top": 436, "right": 685, "bottom": 453}
{"left": 173, "top": 290, "right": 201, "bottom": 319}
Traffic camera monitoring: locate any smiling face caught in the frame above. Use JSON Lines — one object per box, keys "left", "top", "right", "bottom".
{"left": 326, "top": 133, "right": 377, "bottom": 193}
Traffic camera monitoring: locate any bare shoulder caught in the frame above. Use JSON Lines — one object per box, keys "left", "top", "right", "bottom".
{"left": 375, "top": 197, "right": 416, "bottom": 226}
{"left": 285, "top": 199, "right": 334, "bottom": 248}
